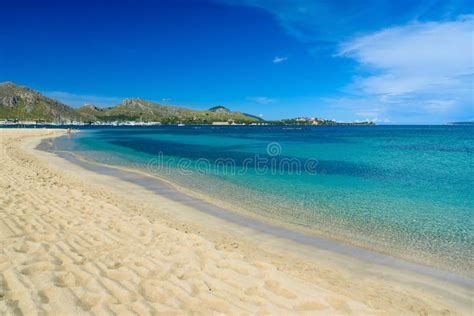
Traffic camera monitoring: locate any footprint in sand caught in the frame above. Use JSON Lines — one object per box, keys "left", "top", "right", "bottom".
{"left": 105, "top": 268, "right": 133, "bottom": 282}
{"left": 140, "top": 280, "right": 169, "bottom": 303}
{"left": 293, "top": 300, "right": 328, "bottom": 311}
{"left": 54, "top": 270, "right": 90, "bottom": 288}
{"left": 0, "top": 275, "right": 9, "bottom": 301}
{"left": 21, "top": 262, "right": 57, "bottom": 276}
{"left": 38, "top": 287, "right": 58, "bottom": 304}
{"left": 326, "top": 295, "right": 352, "bottom": 313}
{"left": 264, "top": 280, "right": 297, "bottom": 299}
{"left": 78, "top": 291, "right": 103, "bottom": 311}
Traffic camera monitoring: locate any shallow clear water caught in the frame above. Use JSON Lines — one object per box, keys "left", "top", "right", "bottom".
{"left": 49, "top": 125, "right": 474, "bottom": 275}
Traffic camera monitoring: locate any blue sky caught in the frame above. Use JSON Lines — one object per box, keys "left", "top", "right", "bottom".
{"left": 0, "top": 0, "right": 472, "bottom": 123}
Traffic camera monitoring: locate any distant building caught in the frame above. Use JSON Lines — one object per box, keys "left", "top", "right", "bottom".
{"left": 212, "top": 121, "right": 230, "bottom": 125}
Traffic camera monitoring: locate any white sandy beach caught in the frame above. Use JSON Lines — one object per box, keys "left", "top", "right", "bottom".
{"left": 0, "top": 129, "right": 471, "bottom": 315}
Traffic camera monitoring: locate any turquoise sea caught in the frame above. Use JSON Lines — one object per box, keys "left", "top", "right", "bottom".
{"left": 48, "top": 125, "right": 473, "bottom": 275}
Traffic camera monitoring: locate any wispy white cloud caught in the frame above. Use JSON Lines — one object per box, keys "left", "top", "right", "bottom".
{"left": 272, "top": 56, "right": 287, "bottom": 63}
{"left": 248, "top": 96, "right": 278, "bottom": 104}
{"left": 43, "top": 91, "right": 123, "bottom": 108}
{"left": 338, "top": 15, "right": 473, "bottom": 95}
{"left": 335, "top": 15, "right": 474, "bottom": 122}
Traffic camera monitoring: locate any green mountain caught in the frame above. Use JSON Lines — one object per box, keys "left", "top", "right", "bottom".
{"left": 75, "top": 103, "right": 104, "bottom": 122}
{"left": 77, "top": 98, "right": 262, "bottom": 124}
{"left": 0, "top": 82, "right": 262, "bottom": 124}
{"left": 0, "top": 82, "right": 82, "bottom": 122}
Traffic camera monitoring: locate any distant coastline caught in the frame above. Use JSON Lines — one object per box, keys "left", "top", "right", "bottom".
{"left": 449, "top": 121, "right": 474, "bottom": 125}
{"left": 0, "top": 120, "right": 375, "bottom": 127}
{"left": 0, "top": 81, "right": 374, "bottom": 126}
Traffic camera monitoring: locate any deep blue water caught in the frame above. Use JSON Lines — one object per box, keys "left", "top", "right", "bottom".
{"left": 46, "top": 125, "right": 473, "bottom": 275}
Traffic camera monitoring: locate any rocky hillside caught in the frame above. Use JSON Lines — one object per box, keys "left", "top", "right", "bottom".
{"left": 0, "top": 82, "right": 262, "bottom": 124}
{"left": 209, "top": 105, "right": 231, "bottom": 114}
{"left": 0, "top": 82, "right": 82, "bottom": 122}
